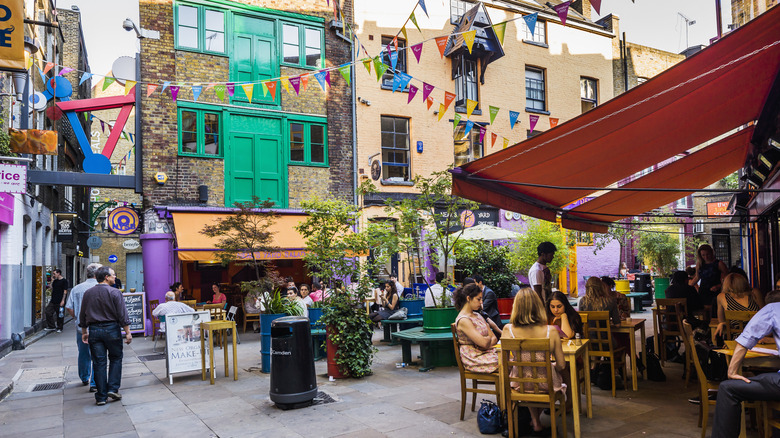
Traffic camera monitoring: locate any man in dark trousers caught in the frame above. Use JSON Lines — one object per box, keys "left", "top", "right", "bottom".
{"left": 474, "top": 274, "right": 503, "bottom": 333}
{"left": 45, "top": 269, "right": 69, "bottom": 332}
{"left": 79, "top": 266, "right": 132, "bottom": 406}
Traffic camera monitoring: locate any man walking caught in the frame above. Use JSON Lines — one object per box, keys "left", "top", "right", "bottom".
{"left": 529, "top": 242, "right": 557, "bottom": 302}
{"left": 65, "top": 263, "right": 101, "bottom": 391}
{"left": 45, "top": 269, "right": 69, "bottom": 332}
{"left": 79, "top": 267, "right": 132, "bottom": 406}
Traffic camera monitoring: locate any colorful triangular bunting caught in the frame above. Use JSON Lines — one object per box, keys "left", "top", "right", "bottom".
{"left": 524, "top": 13, "right": 539, "bottom": 37}
{"left": 553, "top": 1, "right": 572, "bottom": 26}
{"left": 492, "top": 22, "right": 506, "bottom": 46}
{"left": 489, "top": 106, "right": 499, "bottom": 124}
{"left": 466, "top": 99, "right": 478, "bottom": 118}
{"left": 529, "top": 114, "right": 540, "bottom": 132}
{"left": 407, "top": 84, "right": 418, "bottom": 104}
{"left": 338, "top": 64, "right": 351, "bottom": 85}
{"left": 435, "top": 37, "right": 448, "bottom": 58}
{"left": 241, "top": 83, "right": 254, "bottom": 101}
{"left": 509, "top": 111, "right": 520, "bottom": 129}
{"left": 462, "top": 30, "right": 477, "bottom": 54}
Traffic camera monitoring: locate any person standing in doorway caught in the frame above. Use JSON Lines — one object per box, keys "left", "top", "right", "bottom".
{"left": 66, "top": 263, "right": 102, "bottom": 392}
{"left": 79, "top": 267, "right": 132, "bottom": 406}
{"left": 46, "top": 269, "right": 69, "bottom": 333}
{"left": 529, "top": 242, "right": 557, "bottom": 303}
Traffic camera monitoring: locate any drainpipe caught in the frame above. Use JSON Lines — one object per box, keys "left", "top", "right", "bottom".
{"left": 715, "top": 0, "right": 723, "bottom": 39}
{"left": 622, "top": 32, "right": 628, "bottom": 92}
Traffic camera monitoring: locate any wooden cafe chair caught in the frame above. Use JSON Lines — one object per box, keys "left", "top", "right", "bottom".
{"left": 580, "top": 310, "right": 627, "bottom": 397}
{"left": 682, "top": 320, "right": 720, "bottom": 438}
{"left": 762, "top": 400, "right": 780, "bottom": 438}
{"left": 149, "top": 299, "right": 160, "bottom": 341}
{"left": 499, "top": 338, "right": 567, "bottom": 438}
{"left": 450, "top": 324, "right": 501, "bottom": 420}
{"left": 655, "top": 298, "right": 687, "bottom": 366}
{"left": 724, "top": 310, "right": 757, "bottom": 341}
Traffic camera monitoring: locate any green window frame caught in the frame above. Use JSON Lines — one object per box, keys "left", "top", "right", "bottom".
{"left": 178, "top": 106, "right": 223, "bottom": 158}
{"left": 288, "top": 120, "right": 327, "bottom": 166}
{"left": 281, "top": 22, "right": 323, "bottom": 69}
{"left": 175, "top": 2, "right": 226, "bottom": 55}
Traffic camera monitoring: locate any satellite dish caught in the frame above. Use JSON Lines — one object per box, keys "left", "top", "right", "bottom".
{"left": 111, "top": 56, "right": 136, "bottom": 85}
{"left": 31, "top": 92, "right": 47, "bottom": 110}
{"left": 370, "top": 160, "right": 381, "bottom": 181}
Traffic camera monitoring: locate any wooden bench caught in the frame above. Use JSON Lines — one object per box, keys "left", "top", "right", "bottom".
{"left": 626, "top": 292, "right": 647, "bottom": 312}
{"left": 391, "top": 326, "right": 457, "bottom": 372}
{"left": 380, "top": 317, "right": 424, "bottom": 344}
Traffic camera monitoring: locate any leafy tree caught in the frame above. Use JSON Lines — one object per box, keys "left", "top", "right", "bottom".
{"left": 510, "top": 219, "right": 571, "bottom": 277}
{"left": 296, "top": 195, "right": 397, "bottom": 377}
{"left": 200, "top": 196, "right": 278, "bottom": 282}
{"left": 592, "top": 218, "right": 639, "bottom": 256}
{"left": 636, "top": 230, "right": 679, "bottom": 277}
{"left": 720, "top": 171, "right": 739, "bottom": 189}
{"left": 384, "top": 169, "right": 479, "bottom": 306}
{"left": 454, "top": 240, "right": 517, "bottom": 298}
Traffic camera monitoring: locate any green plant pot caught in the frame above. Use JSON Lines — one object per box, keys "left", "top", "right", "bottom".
{"left": 653, "top": 277, "right": 670, "bottom": 300}
{"left": 422, "top": 307, "right": 458, "bottom": 333}
{"left": 400, "top": 298, "right": 424, "bottom": 318}
{"left": 260, "top": 313, "right": 286, "bottom": 373}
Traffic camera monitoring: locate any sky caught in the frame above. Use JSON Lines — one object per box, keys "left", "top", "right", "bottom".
{"left": 65, "top": 0, "right": 734, "bottom": 79}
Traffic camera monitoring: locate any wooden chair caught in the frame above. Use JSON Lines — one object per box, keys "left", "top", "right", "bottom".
{"left": 682, "top": 320, "right": 721, "bottom": 438}
{"left": 499, "top": 338, "right": 567, "bottom": 438}
{"left": 580, "top": 311, "right": 627, "bottom": 397}
{"left": 655, "top": 298, "right": 687, "bottom": 366}
{"left": 450, "top": 324, "right": 501, "bottom": 420}
{"left": 182, "top": 299, "right": 196, "bottom": 308}
{"left": 724, "top": 310, "right": 757, "bottom": 340}
{"left": 149, "top": 300, "right": 160, "bottom": 341}
{"left": 762, "top": 400, "right": 780, "bottom": 438}
{"left": 244, "top": 311, "right": 260, "bottom": 333}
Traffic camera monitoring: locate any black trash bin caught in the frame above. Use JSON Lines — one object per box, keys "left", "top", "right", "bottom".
{"left": 269, "top": 316, "right": 317, "bottom": 409}
{"left": 633, "top": 273, "right": 654, "bottom": 305}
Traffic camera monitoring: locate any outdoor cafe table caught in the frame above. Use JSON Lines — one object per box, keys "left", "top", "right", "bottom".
{"left": 497, "top": 339, "right": 592, "bottom": 438}
{"left": 613, "top": 318, "right": 647, "bottom": 391}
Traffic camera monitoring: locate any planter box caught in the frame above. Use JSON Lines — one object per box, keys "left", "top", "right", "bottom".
{"left": 308, "top": 307, "right": 324, "bottom": 327}
{"left": 326, "top": 325, "right": 346, "bottom": 379}
{"left": 497, "top": 298, "right": 513, "bottom": 319}
{"left": 260, "top": 313, "right": 286, "bottom": 373}
{"left": 400, "top": 298, "right": 424, "bottom": 319}
{"left": 422, "top": 306, "right": 458, "bottom": 333}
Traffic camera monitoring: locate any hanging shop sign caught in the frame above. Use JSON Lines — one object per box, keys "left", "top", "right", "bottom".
{"left": 108, "top": 206, "right": 139, "bottom": 235}
{"left": 706, "top": 201, "right": 730, "bottom": 216}
{"left": 0, "top": 0, "right": 26, "bottom": 72}
{"left": 54, "top": 212, "right": 77, "bottom": 242}
{"left": 434, "top": 207, "right": 498, "bottom": 232}
{"left": 0, "top": 192, "right": 14, "bottom": 225}
{"left": 0, "top": 164, "right": 26, "bottom": 194}
{"left": 8, "top": 129, "right": 58, "bottom": 155}
{"left": 87, "top": 235, "right": 102, "bottom": 249}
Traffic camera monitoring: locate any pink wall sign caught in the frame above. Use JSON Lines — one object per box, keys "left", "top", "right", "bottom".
{"left": 0, "top": 164, "right": 26, "bottom": 194}
{"left": 0, "top": 192, "right": 14, "bottom": 225}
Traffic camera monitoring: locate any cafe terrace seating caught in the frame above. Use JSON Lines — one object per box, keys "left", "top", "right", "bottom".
{"left": 580, "top": 311, "right": 627, "bottom": 398}
{"left": 654, "top": 298, "right": 687, "bottom": 366}
{"left": 724, "top": 310, "right": 758, "bottom": 340}
{"left": 499, "top": 338, "right": 567, "bottom": 438}
{"left": 450, "top": 324, "right": 501, "bottom": 420}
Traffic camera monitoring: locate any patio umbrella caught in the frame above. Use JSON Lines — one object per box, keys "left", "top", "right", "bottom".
{"left": 450, "top": 223, "right": 522, "bottom": 241}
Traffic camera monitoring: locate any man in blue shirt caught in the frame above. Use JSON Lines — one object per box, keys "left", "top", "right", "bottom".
{"left": 712, "top": 296, "right": 780, "bottom": 438}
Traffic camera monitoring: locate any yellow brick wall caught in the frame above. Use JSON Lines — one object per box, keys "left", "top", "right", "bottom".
{"left": 354, "top": 0, "right": 614, "bottom": 195}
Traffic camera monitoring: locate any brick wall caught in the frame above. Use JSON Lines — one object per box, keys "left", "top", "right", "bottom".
{"left": 731, "top": 0, "right": 777, "bottom": 27}
{"left": 139, "top": 0, "right": 354, "bottom": 208}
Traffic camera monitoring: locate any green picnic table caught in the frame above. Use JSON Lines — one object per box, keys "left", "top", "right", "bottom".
{"left": 626, "top": 292, "right": 647, "bottom": 312}
{"left": 391, "top": 326, "right": 457, "bottom": 372}
{"left": 380, "top": 317, "right": 424, "bottom": 344}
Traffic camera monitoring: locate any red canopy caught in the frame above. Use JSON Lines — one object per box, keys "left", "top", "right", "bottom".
{"left": 451, "top": 6, "right": 780, "bottom": 232}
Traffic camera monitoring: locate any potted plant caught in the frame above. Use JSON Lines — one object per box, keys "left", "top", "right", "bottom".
{"left": 296, "top": 190, "right": 397, "bottom": 378}
{"left": 398, "top": 287, "right": 425, "bottom": 319}
{"left": 455, "top": 240, "right": 518, "bottom": 318}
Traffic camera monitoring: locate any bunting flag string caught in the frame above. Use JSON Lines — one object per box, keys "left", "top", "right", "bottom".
{"left": 529, "top": 114, "right": 540, "bottom": 133}
{"left": 523, "top": 13, "right": 539, "bottom": 37}
{"left": 79, "top": 72, "right": 92, "bottom": 85}
{"left": 146, "top": 84, "right": 158, "bottom": 97}
{"left": 407, "top": 84, "right": 418, "bottom": 103}
{"left": 124, "top": 80, "right": 137, "bottom": 96}
{"left": 553, "top": 1, "right": 572, "bottom": 27}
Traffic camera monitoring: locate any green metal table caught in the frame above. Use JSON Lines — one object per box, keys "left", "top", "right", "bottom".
{"left": 391, "top": 326, "right": 456, "bottom": 371}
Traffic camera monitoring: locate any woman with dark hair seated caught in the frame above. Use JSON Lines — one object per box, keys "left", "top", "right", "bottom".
{"left": 546, "top": 291, "right": 583, "bottom": 339}
{"left": 454, "top": 283, "right": 499, "bottom": 373}
{"left": 666, "top": 270, "right": 703, "bottom": 316}
{"left": 368, "top": 280, "right": 400, "bottom": 323}
{"left": 601, "top": 277, "right": 630, "bottom": 321}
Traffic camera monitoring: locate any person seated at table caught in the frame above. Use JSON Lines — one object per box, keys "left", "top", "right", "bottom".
{"left": 426, "top": 271, "right": 453, "bottom": 307}
{"left": 299, "top": 284, "right": 314, "bottom": 308}
{"left": 503, "top": 287, "right": 566, "bottom": 435}
{"left": 309, "top": 281, "right": 326, "bottom": 302}
{"left": 601, "top": 276, "right": 630, "bottom": 320}
{"left": 170, "top": 282, "right": 185, "bottom": 301}
{"left": 715, "top": 273, "right": 763, "bottom": 339}
{"left": 579, "top": 277, "right": 620, "bottom": 325}
{"left": 666, "top": 270, "right": 704, "bottom": 319}
{"left": 208, "top": 283, "right": 227, "bottom": 305}
{"left": 244, "top": 288, "right": 263, "bottom": 332}
{"left": 454, "top": 283, "right": 499, "bottom": 373}
{"left": 546, "top": 291, "right": 583, "bottom": 339}
{"left": 285, "top": 286, "right": 309, "bottom": 318}
{"left": 284, "top": 276, "right": 296, "bottom": 290}
{"left": 368, "top": 280, "right": 400, "bottom": 323}
{"left": 711, "top": 293, "right": 780, "bottom": 438}
{"left": 153, "top": 292, "right": 195, "bottom": 331}
{"left": 618, "top": 262, "right": 629, "bottom": 279}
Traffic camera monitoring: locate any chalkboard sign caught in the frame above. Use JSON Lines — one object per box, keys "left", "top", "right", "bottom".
{"left": 122, "top": 292, "right": 146, "bottom": 334}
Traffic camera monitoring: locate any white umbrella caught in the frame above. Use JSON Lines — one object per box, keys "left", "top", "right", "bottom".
{"left": 450, "top": 223, "right": 522, "bottom": 241}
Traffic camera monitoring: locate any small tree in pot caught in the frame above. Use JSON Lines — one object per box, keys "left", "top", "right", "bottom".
{"left": 296, "top": 193, "right": 397, "bottom": 378}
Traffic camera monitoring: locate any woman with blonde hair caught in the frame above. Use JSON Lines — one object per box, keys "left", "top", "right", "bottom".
{"left": 715, "top": 272, "right": 763, "bottom": 338}
{"left": 578, "top": 277, "right": 620, "bottom": 325}
{"left": 690, "top": 244, "right": 728, "bottom": 310}
{"left": 502, "top": 287, "right": 566, "bottom": 435}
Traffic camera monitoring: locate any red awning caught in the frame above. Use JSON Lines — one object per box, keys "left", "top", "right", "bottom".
{"left": 451, "top": 6, "right": 780, "bottom": 232}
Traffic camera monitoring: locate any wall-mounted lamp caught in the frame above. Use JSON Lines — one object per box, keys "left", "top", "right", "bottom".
{"left": 358, "top": 97, "right": 371, "bottom": 106}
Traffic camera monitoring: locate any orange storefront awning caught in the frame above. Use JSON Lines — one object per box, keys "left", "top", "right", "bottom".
{"left": 172, "top": 212, "right": 308, "bottom": 262}
{"left": 451, "top": 6, "right": 780, "bottom": 232}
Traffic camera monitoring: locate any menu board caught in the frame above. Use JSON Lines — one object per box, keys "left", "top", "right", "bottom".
{"left": 122, "top": 292, "right": 146, "bottom": 334}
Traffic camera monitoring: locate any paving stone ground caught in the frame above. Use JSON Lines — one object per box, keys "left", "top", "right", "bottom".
{"left": 0, "top": 310, "right": 762, "bottom": 437}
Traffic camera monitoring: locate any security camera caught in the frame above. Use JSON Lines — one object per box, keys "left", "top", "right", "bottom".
{"left": 123, "top": 18, "right": 135, "bottom": 32}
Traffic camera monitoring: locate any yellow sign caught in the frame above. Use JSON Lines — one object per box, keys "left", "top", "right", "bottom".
{"left": 0, "top": 0, "right": 25, "bottom": 72}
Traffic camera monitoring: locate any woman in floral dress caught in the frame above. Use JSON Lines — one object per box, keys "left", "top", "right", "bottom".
{"left": 454, "top": 283, "right": 499, "bottom": 373}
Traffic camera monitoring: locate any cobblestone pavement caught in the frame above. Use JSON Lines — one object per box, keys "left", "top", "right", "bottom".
{"left": 0, "top": 310, "right": 758, "bottom": 437}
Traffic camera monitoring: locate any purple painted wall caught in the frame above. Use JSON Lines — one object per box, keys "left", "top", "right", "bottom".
{"left": 577, "top": 240, "right": 621, "bottom": 292}
{"left": 140, "top": 233, "right": 174, "bottom": 336}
